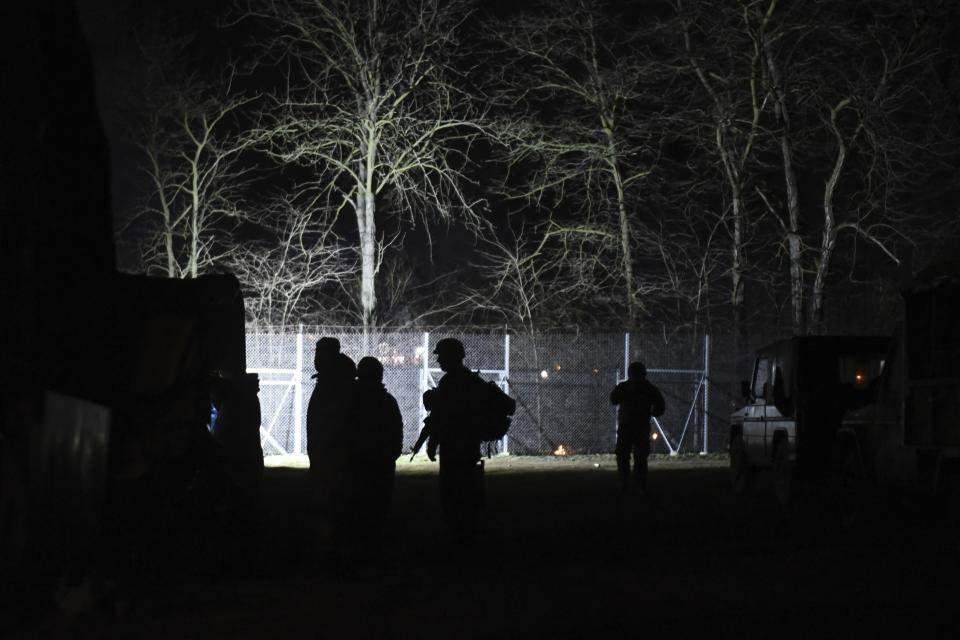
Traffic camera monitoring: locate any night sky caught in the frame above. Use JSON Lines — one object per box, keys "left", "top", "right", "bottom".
{"left": 39, "top": 0, "right": 960, "bottom": 331}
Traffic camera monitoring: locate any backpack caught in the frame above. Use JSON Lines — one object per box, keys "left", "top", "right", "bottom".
{"left": 469, "top": 375, "right": 516, "bottom": 441}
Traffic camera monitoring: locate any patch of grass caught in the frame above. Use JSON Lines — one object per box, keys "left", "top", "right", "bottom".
{"left": 264, "top": 452, "right": 729, "bottom": 474}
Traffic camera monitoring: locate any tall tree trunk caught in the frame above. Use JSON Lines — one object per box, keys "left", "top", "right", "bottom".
{"left": 164, "top": 224, "right": 175, "bottom": 278}
{"left": 146, "top": 148, "right": 178, "bottom": 277}
{"left": 189, "top": 147, "right": 202, "bottom": 278}
{"left": 604, "top": 125, "right": 636, "bottom": 327}
{"left": 730, "top": 186, "right": 745, "bottom": 343}
{"left": 811, "top": 100, "right": 852, "bottom": 332}
{"left": 811, "top": 230, "right": 835, "bottom": 330}
{"left": 784, "top": 144, "right": 805, "bottom": 335}
{"left": 765, "top": 47, "right": 805, "bottom": 335}
{"left": 357, "top": 114, "right": 378, "bottom": 351}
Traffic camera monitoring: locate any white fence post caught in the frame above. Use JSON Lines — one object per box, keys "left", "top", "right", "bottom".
{"left": 503, "top": 331, "right": 511, "bottom": 455}
{"left": 419, "top": 331, "right": 430, "bottom": 434}
{"left": 623, "top": 332, "right": 630, "bottom": 380}
{"left": 294, "top": 325, "right": 303, "bottom": 455}
{"left": 702, "top": 333, "right": 710, "bottom": 455}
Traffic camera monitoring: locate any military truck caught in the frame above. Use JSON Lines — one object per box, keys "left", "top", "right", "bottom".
{"left": 833, "top": 263, "right": 960, "bottom": 525}
{"left": 0, "top": 4, "right": 262, "bottom": 594}
{"left": 731, "top": 262, "right": 960, "bottom": 525}
{"left": 729, "top": 335, "right": 890, "bottom": 506}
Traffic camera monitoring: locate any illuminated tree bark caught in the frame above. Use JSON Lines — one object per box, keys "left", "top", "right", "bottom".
{"left": 487, "top": 2, "right": 664, "bottom": 328}
{"left": 677, "top": 0, "right": 770, "bottom": 341}
{"left": 125, "top": 67, "right": 255, "bottom": 279}
{"left": 228, "top": 195, "right": 357, "bottom": 327}
{"left": 242, "top": 0, "right": 489, "bottom": 338}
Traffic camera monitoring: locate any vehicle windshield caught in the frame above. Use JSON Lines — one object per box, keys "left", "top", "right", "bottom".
{"left": 837, "top": 353, "right": 885, "bottom": 389}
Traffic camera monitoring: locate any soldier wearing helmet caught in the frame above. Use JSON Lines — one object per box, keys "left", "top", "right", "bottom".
{"left": 610, "top": 361, "right": 666, "bottom": 494}
{"left": 421, "top": 337, "right": 485, "bottom": 529}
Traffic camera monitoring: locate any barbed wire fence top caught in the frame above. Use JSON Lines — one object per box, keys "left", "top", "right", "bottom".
{"left": 247, "top": 328, "right": 738, "bottom": 459}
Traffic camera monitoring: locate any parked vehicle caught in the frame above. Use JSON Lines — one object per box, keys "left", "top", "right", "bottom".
{"left": 836, "top": 263, "right": 960, "bottom": 525}
{"left": 729, "top": 336, "right": 890, "bottom": 506}
{"left": 730, "top": 262, "right": 960, "bottom": 526}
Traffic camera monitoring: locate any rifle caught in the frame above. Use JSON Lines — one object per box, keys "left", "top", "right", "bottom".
{"left": 410, "top": 416, "right": 434, "bottom": 461}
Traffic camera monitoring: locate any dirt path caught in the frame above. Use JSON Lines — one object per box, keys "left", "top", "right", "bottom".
{"left": 12, "top": 457, "right": 959, "bottom": 638}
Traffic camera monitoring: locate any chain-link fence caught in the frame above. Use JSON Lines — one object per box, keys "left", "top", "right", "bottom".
{"left": 247, "top": 328, "right": 743, "bottom": 459}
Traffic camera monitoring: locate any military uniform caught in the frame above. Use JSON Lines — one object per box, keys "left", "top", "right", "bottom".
{"left": 610, "top": 363, "right": 665, "bottom": 493}
{"left": 423, "top": 339, "right": 485, "bottom": 529}
{"left": 351, "top": 358, "right": 404, "bottom": 522}
{"left": 306, "top": 347, "right": 356, "bottom": 518}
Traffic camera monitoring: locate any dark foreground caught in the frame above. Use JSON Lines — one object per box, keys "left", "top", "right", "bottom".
{"left": 7, "top": 457, "right": 960, "bottom": 638}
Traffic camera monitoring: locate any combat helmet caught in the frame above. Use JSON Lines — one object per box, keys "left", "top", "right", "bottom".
{"left": 628, "top": 361, "right": 647, "bottom": 378}
{"left": 433, "top": 337, "right": 465, "bottom": 360}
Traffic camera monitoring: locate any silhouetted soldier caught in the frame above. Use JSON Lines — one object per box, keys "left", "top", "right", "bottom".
{"left": 610, "top": 361, "right": 666, "bottom": 494}
{"left": 306, "top": 338, "right": 356, "bottom": 469}
{"left": 306, "top": 338, "right": 357, "bottom": 523}
{"left": 348, "top": 357, "right": 403, "bottom": 537}
{"left": 421, "top": 338, "right": 486, "bottom": 530}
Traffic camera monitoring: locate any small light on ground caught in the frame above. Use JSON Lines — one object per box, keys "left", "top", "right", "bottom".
{"left": 540, "top": 369, "right": 549, "bottom": 379}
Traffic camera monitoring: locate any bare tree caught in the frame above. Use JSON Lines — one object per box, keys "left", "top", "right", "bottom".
{"left": 655, "top": 199, "right": 729, "bottom": 341}
{"left": 466, "top": 217, "right": 619, "bottom": 330}
{"left": 463, "top": 217, "right": 617, "bottom": 449}
{"left": 487, "top": 0, "right": 668, "bottom": 327}
{"left": 122, "top": 54, "right": 257, "bottom": 278}
{"left": 229, "top": 195, "right": 357, "bottom": 327}
{"left": 752, "top": 0, "right": 959, "bottom": 331}
{"left": 674, "top": 0, "right": 774, "bottom": 339}
{"left": 239, "top": 0, "right": 490, "bottom": 338}
{"left": 805, "top": 9, "right": 948, "bottom": 329}
{"left": 750, "top": 0, "right": 807, "bottom": 335}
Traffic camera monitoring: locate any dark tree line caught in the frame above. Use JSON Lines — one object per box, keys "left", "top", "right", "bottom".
{"left": 101, "top": 0, "right": 960, "bottom": 337}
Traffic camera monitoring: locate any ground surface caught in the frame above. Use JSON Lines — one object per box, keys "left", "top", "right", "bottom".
{"left": 9, "top": 455, "right": 960, "bottom": 638}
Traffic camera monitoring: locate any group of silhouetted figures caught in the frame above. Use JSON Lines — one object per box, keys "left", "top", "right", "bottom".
{"left": 305, "top": 335, "right": 665, "bottom": 549}
{"left": 306, "top": 338, "right": 404, "bottom": 545}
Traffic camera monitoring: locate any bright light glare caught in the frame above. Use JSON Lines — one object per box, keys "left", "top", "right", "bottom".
{"left": 540, "top": 369, "right": 549, "bottom": 379}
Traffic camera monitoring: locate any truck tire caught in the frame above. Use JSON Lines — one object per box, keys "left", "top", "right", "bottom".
{"left": 773, "top": 438, "right": 794, "bottom": 506}
{"left": 836, "top": 444, "right": 866, "bottom": 529}
{"left": 730, "top": 434, "right": 755, "bottom": 494}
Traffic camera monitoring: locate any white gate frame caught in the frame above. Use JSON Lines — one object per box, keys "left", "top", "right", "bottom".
{"left": 249, "top": 327, "right": 304, "bottom": 456}
{"left": 620, "top": 333, "right": 711, "bottom": 455}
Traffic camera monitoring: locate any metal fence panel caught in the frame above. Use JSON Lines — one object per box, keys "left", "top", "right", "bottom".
{"left": 246, "top": 329, "right": 732, "bottom": 458}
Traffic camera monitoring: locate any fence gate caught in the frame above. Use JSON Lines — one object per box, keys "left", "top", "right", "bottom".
{"left": 249, "top": 330, "right": 304, "bottom": 457}
{"left": 622, "top": 334, "right": 711, "bottom": 456}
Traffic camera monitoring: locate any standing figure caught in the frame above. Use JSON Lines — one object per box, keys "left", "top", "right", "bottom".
{"left": 350, "top": 356, "right": 404, "bottom": 534}
{"left": 421, "top": 338, "right": 485, "bottom": 530}
{"left": 305, "top": 337, "right": 356, "bottom": 514}
{"left": 610, "top": 361, "right": 666, "bottom": 494}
